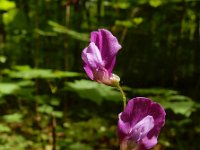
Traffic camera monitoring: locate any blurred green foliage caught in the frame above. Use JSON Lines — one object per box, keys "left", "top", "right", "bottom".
{"left": 0, "top": 0, "right": 200, "bottom": 150}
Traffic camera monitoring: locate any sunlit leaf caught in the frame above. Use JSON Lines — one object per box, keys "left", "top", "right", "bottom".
{"left": 161, "top": 100, "right": 194, "bottom": 117}
{"left": 37, "top": 105, "right": 53, "bottom": 114}
{"left": 4, "top": 66, "right": 81, "bottom": 79}
{"left": 53, "top": 70, "right": 81, "bottom": 78}
{"left": 0, "top": 83, "right": 20, "bottom": 95}
{"left": 2, "top": 8, "right": 18, "bottom": 25}
{"left": 133, "top": 17, "right": 143, "bottom": 25}
{"left": 115, "top": 20, "right": 133, "bottom": 27}
{"left": 103, "top": 1, "right": 130, "bottom": 9}
{"left": 12, "top": 65, "right": 31, "bottom": 71}
{"left": 65, "top": 80, "right": 121, "bottom": 104}
{"left": 0, "top": 55, "right": 7, "bottom": 63}
{"left": 0, "top": 124, "right": 11, "bottom": 133}
{"left": 50, "top": 98, "right": 60, "bottom": 106}
{"left": 69, "top": 142, "right": 93, "bottom": 150}
{"left": 53, "top": 111, "right": 63, "bottom": 118}
{"left": 113, "top": 2, "right": 130, "bottom": 9}
{"left": 0, "top": 0, "right": 16, "bottom": 11}
{"left": 3, "top": 8, "right": 28, "bottom": 30}
{"left": 48, "top": 21, "right": 89, "bottom": 42}
{"left": 3, "top": 113, "right": 23, "bottom": 123}
{"left": 132, "top": 88, "right": 178, "bottom": 96}
{"left": 0, "top": 134, "right": 33, "bottom": 150}
{"left": 149, "top": 0, "right": 162, "bottom": 7}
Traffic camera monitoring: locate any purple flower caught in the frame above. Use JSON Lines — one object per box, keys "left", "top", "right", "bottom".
{"left": 118, "top": 97, "right": 166, "bottom": 150}
{"left": 81, "top": 29, "right": 121, "bottom": 86}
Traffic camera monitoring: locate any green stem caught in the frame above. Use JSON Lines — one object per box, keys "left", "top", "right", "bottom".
{"left": 117, "top": 83, "right": 126, "bottom": 109}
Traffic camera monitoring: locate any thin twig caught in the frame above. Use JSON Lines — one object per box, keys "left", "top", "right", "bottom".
{"left": 52, "top": 114, "right": 56, "bottom": 150}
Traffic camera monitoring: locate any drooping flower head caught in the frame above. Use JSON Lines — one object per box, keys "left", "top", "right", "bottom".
{"left": 118, "top": 97, "right": 166, "bottom": 150}
{"left": 81, "top": 29, "right": 121, "bottom": 86}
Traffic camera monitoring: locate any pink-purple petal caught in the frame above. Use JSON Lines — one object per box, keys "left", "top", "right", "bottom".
{"left": 141, "top": 136, "right": 157, "bottom": 149}
{"left": 81, "top": 42, "right": 105, "bottom": 80}
{"left": 130, "top": 115, "right": 154, "bottom": 142}
{"left": 118, "top": 97, "right": 166, "bottom": 150}
{"left": 90, "top": 29, "right": 121, "bottom": 74}
{"left": 83, "top": 65, "right": 94, "bottom": 80}
{"left": 82, "top": 42, "right": 104, "bottom": 69}
{"left": 118, "top": 113, "right": 131, "bottom": 142}
{"left": 121, "top": 97, "right": 152, "bottom": 127}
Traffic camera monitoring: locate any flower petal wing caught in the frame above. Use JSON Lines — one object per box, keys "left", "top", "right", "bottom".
{"left": 82, "top": 42, "right": 104, "bottom": 68}
{"left": 81, "top": 42, "right": 104, "bottom": 80}
{"left": 139, "top": 101, "right": 166, "bottom": 149}
{"left": 149, "top": 101, "right": 166, "bottom": 132}
{"left": 121, "top": 97, "right": 152, "bottom": 127}
{"left": 130, "top": 115, "right": 154, "bottom": 142}
{"left": 82, "top": 65, "right": 94, "bottom": 80}
{"left": 90, "top": 29, "right": 121, "bottom": 73}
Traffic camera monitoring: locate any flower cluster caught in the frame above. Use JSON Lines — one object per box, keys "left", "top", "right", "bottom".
{"left": 81, "top": 29, "right": 166, "bottom": 150}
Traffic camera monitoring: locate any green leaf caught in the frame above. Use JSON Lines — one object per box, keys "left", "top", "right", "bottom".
{"left": 133, "top": 17, "right": 143, "bottom": 25}
{"left": 2, "top": 8, "right": 18, "bottom": 25}
{"left": 113, "top": 2, "right": 130, "bottom": 9}
{"left": 132, "top": 88, "right": 178, "bottom": 96}
{"left": 115, "top": 20, "right": 133, "bottom": 28}
{"left": 3, "top": 113, "right": 23, "bottom": 123}
{"left": 3, "top": 8, "right": 28, "bottom": 29}
{"left": 103, "top": 1, "right": 130, "bottom": 9}
{"left": 65, "top": 80, "right": 121, "bottom": 104}
{"left": 12, "top": 65, "right": 31, "bottom": 71}
{"left": 149, "top": 0, "right": 162, "bottom": 7}
{"left": 0, "top": 0, "right": 16, "bottom": 11}
{"left": 53, "top": 70, "right": 81, "bottom": 78}
{"left": 53, "top": 111, "right": 63, "bottom": 118}
{"left": 0, "top": 55, "right": 7, "bottom": 63}
{"left": 48, "top": 21, "right": 89, "bottom": 42}
{"left": 50, "top": 98, "right": 60, "bottom": 106}
{"left": 0, "top": 124, "right": 11, "bottom": 133}
{"left": 0, "top": 134, "right": 33, "bottom": 150}
{"left": 4, "top": 66, "right": 81, "bottom": 79}
{"left": 0, "top": 83, "right": 20, "bottom": 95}
{"left": 37, "top": 105, "right": 53, "bottom": 114}
{"left": 69, "top": 143, "right": 92, "bottom": 150}
{"left": 161, "top": 95, "right": 195, "bottom": 117}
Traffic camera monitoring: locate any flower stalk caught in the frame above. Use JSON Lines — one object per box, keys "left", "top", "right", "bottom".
{"left": 117, "top": 83, "right": 126, "bottom": 109}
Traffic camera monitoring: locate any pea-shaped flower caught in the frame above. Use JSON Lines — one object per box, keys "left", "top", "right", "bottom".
{"left": 81, "top": 29, "right": 121, "bottom": 86}
{"left": 118, "top": 97, "right": 166, "bottom": 150}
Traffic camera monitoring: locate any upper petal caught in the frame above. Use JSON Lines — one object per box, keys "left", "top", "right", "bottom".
{"left": 120, "top": 97, "right": 152, "bottom": 128}
{"left": 140, "top": 102, "right": 166, "bottom": 149}
{"left": 148, "top": 102, "right": 166, "bottom": 133}
{"left": 90, "top": 29, "right": 121, "bottom": 73}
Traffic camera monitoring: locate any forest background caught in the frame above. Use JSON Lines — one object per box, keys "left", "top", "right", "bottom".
{"left": 0, "top": 0, "right": 200, "bottom": 150}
